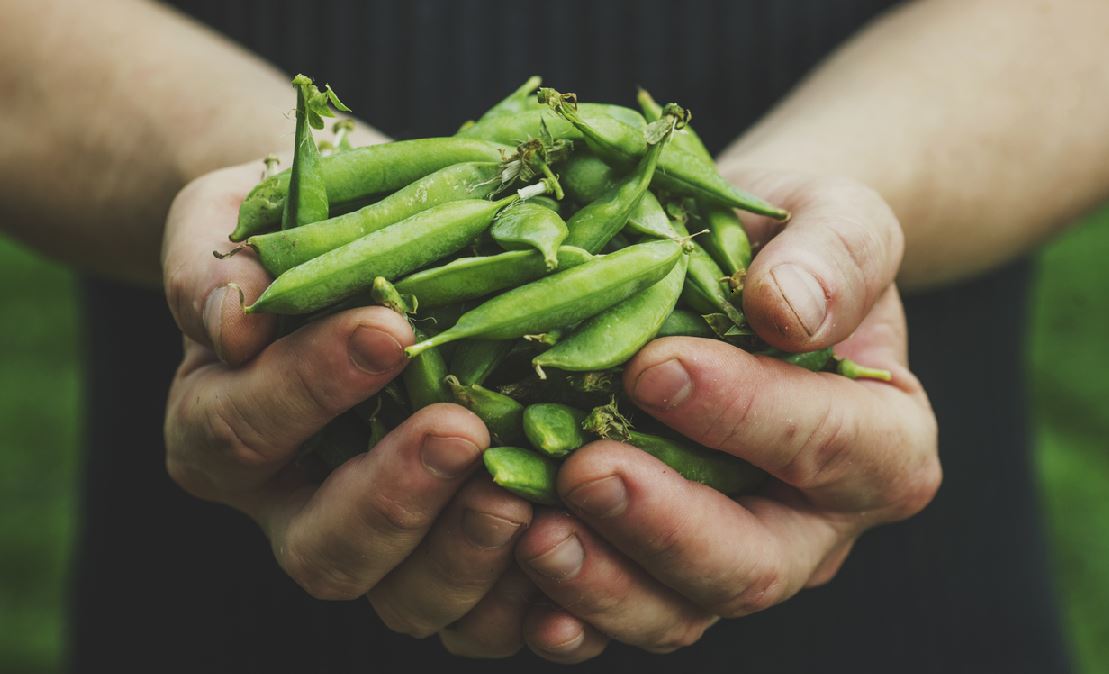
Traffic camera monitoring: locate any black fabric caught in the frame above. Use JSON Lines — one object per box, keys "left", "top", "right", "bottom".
{"left": 70, "top": 1, "right": 1071, "bottom": 672}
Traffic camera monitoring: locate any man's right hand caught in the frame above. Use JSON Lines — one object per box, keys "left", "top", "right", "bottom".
{"left": 160, "top": 162, "right": 534, "bottom": 654}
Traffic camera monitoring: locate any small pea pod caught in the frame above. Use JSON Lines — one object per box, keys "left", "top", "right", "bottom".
{"left": 446, "top": 375, "right": 526, "bottom": 445}
{"left": 232, "top": 137, "right": 510, "bottom": 240}
{"left": 449, "top": 339, "right": 513, "bottom": 386}
{"left": 403, "top": 329, "right": 452, "bottom": 410}
{"left": 561, "top": 151, "right": 619, "bottom": 204}
{"left": 490, "top": 201, "right": 568, "bottom": 269}
{"left": 479, "top": 75, "right": 543, "bottom": 120}
{"left": 283, "top": 75, "right": 344, "bottom": 229}
{"left": 483, "top": 446, "right": 559, "bottom": 505}
{"left": 626, "top": 191, "right": 679, "bottom": 240}
{"left": 395, "top": 246, "right": 592, "bottom": 309}
{"left": 540, "top": 88, "right": 788, "bottom": 221}
{"left": 563, "top": 115, "right": 676, "bottom": 253}
{"left": 636, "top": 86, "right": 712, "bottom": 162}
{"left": 670, "top": 214, "right": 745, "bottom": 326}
{"left": 523, "top": 403, "right": 587, "bottom": 458}
{"left": 700, "top": 206, "right": 752, "bottom": 282}
{"left": 247, "top": 195, "right": 518, "bottom": 315}
{"left": 584, "top": 402, "right": 766, "bottom": 495}
{"left": 405, "top": 239, "right": 684, "bottom": 357}
{"left": 249, "top": 161, "right": 503, "bottom": 276}
{"left": 656, "top": 309, "right": 716, "bottom": 339}
{"left": 533, "top": 254, "right": 688, "bottom": 373}
{"left": 458, "top": 103, "right": 645, "bottom": 146}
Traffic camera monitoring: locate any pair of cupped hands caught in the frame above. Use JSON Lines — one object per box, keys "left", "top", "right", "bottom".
{"left": 161, "top": 149, "right": 939, "bottom": 663}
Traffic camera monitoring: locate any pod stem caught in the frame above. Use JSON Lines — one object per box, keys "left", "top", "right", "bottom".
{"left": 262, "top": 154, "right": 281, "bottom": 179}
{"left": 836, "top": 357, "right": 893, "bottom": 382}
{"left": 404, "top": 330, "right": 456, "bottom": 359}
{"left": 582, "top": 398, "right": 634, "bottom": 441}
{"left": 212, "top": 245, "right": 246, "bottom": 259}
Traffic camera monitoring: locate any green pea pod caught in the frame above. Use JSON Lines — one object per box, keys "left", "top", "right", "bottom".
{"left": 483, "top": 446, "right": 560, "bottom": 505}
{"left": 283, "top": 76, "right": 330, "bottom": 230}
{"left": 232, "top": 137, "right": 510, "bottom": 240}
{"left": 249, "top": 162, "right": 503, "bottom": 276}
{"left": 670, "top": 215, "right": 745, "bottom": 326}
{"left": 560, "top": 151, "right": 619, "bottom": 204}
{"left": 541, "top": 88, "right": 788, "bottom": 221}
{"left": 533, "top": 254, "right": 688, "bottom": 373}
{"left": 403, "top": 329, "right": 452, "bottom": 410}
{"left": 479, "top": 75, "right": 543, "bottom": 121}
{"left": 489, "top": 201, "right": 568, "bottom": 270}
{"left": 523, "top": 403, "right": 587, "bottom": 458}
{"left": 450, "top": 339, "right": 513, "bottom": 386}
{"left": 446, "top": 376, "right": 526, "bottom": 445}
{"left": 636, "top": 86, "right": 712, "bottom": 162}
{"left": 656, "top": 309, "right": 715, "bottom": 339}
{"left": 247, "top": 195, "right": 517, "bottom": 315}
{"left": 563, "top": 119, "right": 674, "bottom": 253}
{"left": 625, "top": 191, "right": 679, "bottom": 240}
{"left": 584, "top": 403, "right": 765, "bottom": 495}
{"left": 405, "top": 239, "right": 684, "bottom": 357}
{"left": 700, "top": 206, "right": 752, "bottom": 278}
{"left": 458, "top": 103, "right": 644, "bottom": 146}
{"left": 775, "top": 348, "right": 835, "bottom": 372}
{"left": 395, "top": 246, "right": 592, "bottom": 309}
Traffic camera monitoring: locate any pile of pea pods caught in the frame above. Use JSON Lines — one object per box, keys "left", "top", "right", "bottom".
{"left": 227, "top": 75, "right": 890, "bottom": 504}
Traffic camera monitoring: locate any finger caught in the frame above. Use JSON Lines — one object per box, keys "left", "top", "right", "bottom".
{"left": 165, "top": 305, "right": 413, "bottom": 495}
{"left": 522, "top": 603, "right": 609, "bottom": 664}
{"left": 557, "top": 440, "right": 844, "bottom": 617}
{"left": 162, "top": 163, "right": 276, "bottom": 365}
{"left": 624, "top": 303, "right": 939, "bottom": 512}
{"left": 368, "top": 476, "right": 532, "bottom": 638}
{"left": 257, "top": 403, "right": 489, "bottom": 601}
{"left": 515, "top": 511, "right": 715, "bottom": 652}
{"left": 739, "top": 176, "right": 905, "bottom": 351}
{"left": 439, "top": 566, "right": 535, "bottom": 659}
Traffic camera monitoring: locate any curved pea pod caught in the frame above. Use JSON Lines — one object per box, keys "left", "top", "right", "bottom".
{"left": 458, "top": 103, "right": 645, "bottom": 146}
{"left": 670, "top": 216, "right": 745, "bottom": 325}
{"left": 561, "top": 151, "right": 619, "bottom": 204}
{"left": 249, "top": 162, "right": 503, "bottom": 276}
{"left": 446, "top": 375, "right": 525, "bottom": 445}
{"left": 283, "top": 77, "right": 329, "bottom": 230}
{"left": 700, "top": 206, "right": 752, "bottom": 279}
{"left": 656, "top": 309, "right": 716, "bottom": 339}
{"left": 450, "top": 339, "right": 513, "bottom": 386}
{"left": 232, "top": 137, "right": 511, "bottom": 241}
{"left": 405, "top": 239, "right": 684, "bottom": 357}
{"left": 583, "top": 403, "right": 765, "bottom": 495}
{"left": 490, "top": 201, "right": 568, "bottom": 269}
{"left": 247, "top": 195, "right": 517, "bottom": 315}
{"left": 533, "top": 254, "right": 688, "bottom": 373}
{"left": 479, "top": 75, "right": 543, "bottom": 120}
{"left": 636, "top": 86, "right": 712, "bottom": 162}
{"left": 563, "top": 123, "right": 673, "bottom": 253}
{"left": 541, "top": 88, "right": 788, "bottom": 221}
{"left": 626, "top": 191, "right": 679, "bottom": 240}
{"left": 402, "top": 328, "right": 453, "bottom": 410}
{"left": 523, "top": 403, "right": 587, "bottom": 458}
{"left": 395, "top": 246, "right": 592, "bottom": 309}
{"left": 483, "top": 447, "right": 559, "bottom": 505}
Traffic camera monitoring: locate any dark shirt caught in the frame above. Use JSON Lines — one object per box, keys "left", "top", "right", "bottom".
{"left": 71, "top": 1, "right": 1070, "bottom": 672}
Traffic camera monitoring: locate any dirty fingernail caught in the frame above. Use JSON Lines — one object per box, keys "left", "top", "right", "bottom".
{"left": 462, "top": 509, "right": 523, "bottom": 549}
{"left": 528, "top": 534, "right": 584, "bottom": 580}
{"left": 565, "top": 476, "right": 628, "bottom": 519}
{"left": 420, "top": 435, "right": 480, "bottom": 479}
{"left": 632, "top": 358, "right": 692, "bottom": 410}
{"left": 202, "top": 285, "right": 229, "bottom": 360}
{"left": 770, "top": 264, "right": 827, "bottom": 336}
{"left": 349, "top": 325, "right": 404, "bottom": 374}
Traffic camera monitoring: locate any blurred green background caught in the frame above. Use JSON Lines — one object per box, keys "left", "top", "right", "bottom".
{"left": 0, "top": 209, "right": 1106, "bottom": 673}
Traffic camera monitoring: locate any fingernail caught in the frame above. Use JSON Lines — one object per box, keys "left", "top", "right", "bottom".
{"left": 420, "top": 435, "right": 480, "bottom": 479}
{"left": 545, "top": 629, "right": 585, "bottom": 655}
{"left": 349, "top": 325, "right": 404, "bottom": 374}
{"left": 565, "top": 476, "right": 628, "bottom": 518}
{"left": 632, "top": 358, "right": 692, "bottom": 410}
{"left": 462, "top": 509, "right": 522, "bottom": 549}
{"left": 770, "top": 264, "right": 827, "bottom": 336}
{"left": 528, "top": 534, "right": 584, "bottom": 580}
{"left": 202, "top": 285, "right": 228, "bottom": 359}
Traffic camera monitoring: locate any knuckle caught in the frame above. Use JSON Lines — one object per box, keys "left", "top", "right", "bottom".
{"left": 778, "top": 404, "right": 856, "bottom": 489}
{"left": 205, "top": 395, "right": 274, "bottom": 471}
{"left": 370, "top": 593, "right": 437, "bottom": 639}
{"left": 889, "top": 454, "right": 943, "bottom": 521}
{"left": 715, "top": 565, "right": 785, "bottom": 618}
{"left": 647, "top": 619, "right": 710, "bottom": 653}
{"left": 637, "top": 513, "right": 689, "bottom": 567}
{"left": 702, "top": 381, "right": 758, "bottom": 452}
{"left": 364, "top": 491, "right": 435, "bottom": 536}
{"left": 291, "top": 357, "right": 350, "bottom": 420}
{"left": 281, "top": 544, "right": 366, "bottom": 602}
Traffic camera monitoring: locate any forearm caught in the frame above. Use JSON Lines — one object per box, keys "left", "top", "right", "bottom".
{"left": 720, "top": 0, "right": 1109, "bottom": 290}
{"left": 0, "top": 0, "right": 376, "bottom": 285}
